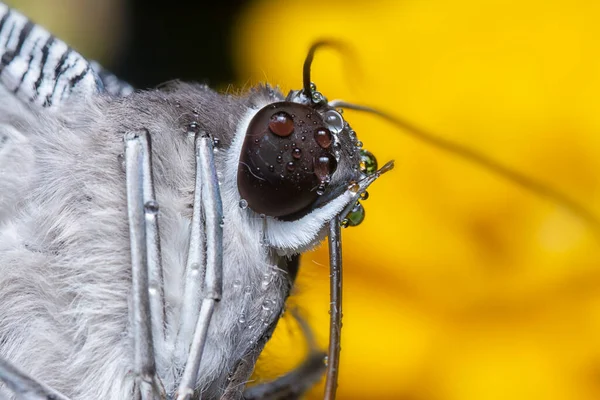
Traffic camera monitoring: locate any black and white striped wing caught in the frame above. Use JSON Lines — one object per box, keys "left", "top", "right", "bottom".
{"left": 0, "top": 2, "right": 132, "bottom": 109}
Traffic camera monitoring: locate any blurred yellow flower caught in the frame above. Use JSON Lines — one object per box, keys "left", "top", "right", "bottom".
{"left": 234, "top": 1, "right": 600, "bottom": 399}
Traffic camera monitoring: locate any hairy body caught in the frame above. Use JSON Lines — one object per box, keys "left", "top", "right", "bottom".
{"left": 0, "top": 84, "right": 302, "bottom": 399}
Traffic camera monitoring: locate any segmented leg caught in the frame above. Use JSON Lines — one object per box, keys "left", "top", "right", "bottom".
{"left": 220, "top": 322, "right": 275, "bottom": 400}
{"left": 176, "top": 129, "right": 208, "bottom": 355}
{"left": 124, "top": 130, "right": 166, "bottom": 400}
{"left": 176, "top": 131, "right": 223, "bottom": 400}
{"left": 242, "top": 352, "right": 325, "bottom": 400}
{"left": 0, "top": 356, "right": 71, "bottom": 400}
{"left": 243, "top": 311, "right": 326, "bottom": 400}
{"left": 323, "top": 218, "right": 342, "bottom": 400}
{"left": 138, "top": 130, "right": 166, "bottom": 352}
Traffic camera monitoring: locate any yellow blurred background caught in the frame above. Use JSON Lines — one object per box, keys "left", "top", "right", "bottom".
{"left": 9, "top": 0, "right": 600, "bottom": 399}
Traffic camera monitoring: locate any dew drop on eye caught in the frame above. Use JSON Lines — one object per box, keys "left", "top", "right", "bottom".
{"left": 324, "top": 110, "right": 344, "bottom": 134}
{"left": 314, "top": 127, "right": 332, "bottom": 149}
{"left": 268, "top": 112, "right": 294, "bottom": 137}
{"left": 314, "top": 153, "right": 337, "bottom": 182}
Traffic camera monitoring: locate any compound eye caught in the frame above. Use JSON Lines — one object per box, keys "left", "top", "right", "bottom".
{"left": 237, "top": 102, "right": 339, "bottom": 217}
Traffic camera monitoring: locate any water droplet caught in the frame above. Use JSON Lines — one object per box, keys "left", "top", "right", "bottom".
{"left": 190, "top": 263, "right": 200, "bottom": 271}
{"left": 312, "top": 91, "right": 325, "bottom": 103}
{"left": 268, "top": 164, "right": 275, "bottom": 172}
{"left": 219, "top": 217, "right": 225, "bottom": 228}
{"left": 286, "top": 161, "right": 296, "bottom": 172}
{"left": 262, "top": 300, "right": 272, "bottom": 311}
{"left": 188, "top": 121, "right": 199, "bottom": 134}
{"left": 324, "top": 110, "right": 344, "bottom": 134}
{"left": 213, "top": 137, "right": 220, "bottom": 147}
{"left": 238, "top": 315, "right": 246, "bottom": 324}
{"left": 239, "top": 199, "right": 248, "bottom": 209}
{"left": 117, "top": 153, "right": 125, "bottom": 172}
{"left": 360, "top": 191, "right": 369, "bottom": 200}
{"left": 233, "top": 279, "right": 241, "bottom": 289}
{"left": 254, "top": 138, "right": 260, "bottom": 144}
{"left": 244, "top": 285, "right": 252, "bottom": 295}
{"left": 261, "top": 273, "right": 272, "bottom": 290}
{"left": 301, "top": 136, "right": 306, "bottom": 141}
{"left": 276, "top": 155, "right": 283, "bottom": 164}
{"left": 316, "top": 183, "right": 326, "bottom": 196}
{"left": 324, "top": 356, "right": 329, "bottom": 366}
{"left": 355, "top": 140, "right": 363, "bottom": 148}
{"left": 309, "top": 82, "right": 317, "bottom": 91}
{"left": 314, "top": 128, "right": 332, "bottom": 149}
{"left": 292, "top": 148, "right": 302, "bottom": 159}
{"left": 345, "top": 202, "right": 365, "bottom": 227}
{"left": 268, "top": 112, "right": 294, "bottom": 137}
{"left": 359, "top": 149, "right": 378, "bottom": 175}
{"left": 148, "top": 285, "right": 159, "bottom": 296}
{"left": 314, "top": 153, "right": 337, "bottom": 182}
{"left": 284, "top": 144, "right": 289, "bottom": 150}
{"left": 144, "top": 200, "right": 159, "bottom": 214}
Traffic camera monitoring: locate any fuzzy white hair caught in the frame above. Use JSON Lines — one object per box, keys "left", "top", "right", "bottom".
{"left": 0, "top": 78, "right": 361, "bottom": 399}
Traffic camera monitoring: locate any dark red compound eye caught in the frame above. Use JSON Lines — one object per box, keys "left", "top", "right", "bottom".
{"left": 237, "top": 102, "right": 339, "bottom": 218}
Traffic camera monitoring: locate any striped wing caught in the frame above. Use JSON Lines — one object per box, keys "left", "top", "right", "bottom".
{"left": 0, "top": 2, "right": 132, "bottom": 109}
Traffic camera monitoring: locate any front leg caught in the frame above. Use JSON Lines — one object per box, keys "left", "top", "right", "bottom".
{"left": 176, "top": 129, "right": 224, "bottom": 400}
{"left": 124, "top": 129, "right": 166, "bottom": 400}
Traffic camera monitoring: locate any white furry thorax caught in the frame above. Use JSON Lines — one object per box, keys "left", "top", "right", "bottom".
{"left": 0, "top": 83, "right": 355, "bottom": 399}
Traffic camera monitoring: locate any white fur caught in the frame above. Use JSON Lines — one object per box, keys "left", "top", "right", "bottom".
{"left": 0, "top": 84, "right": 356, "bottom": 399}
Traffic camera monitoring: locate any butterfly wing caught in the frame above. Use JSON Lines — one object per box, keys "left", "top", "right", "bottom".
{"left": 0, "top": 2, "right": 131, "bottom": 109}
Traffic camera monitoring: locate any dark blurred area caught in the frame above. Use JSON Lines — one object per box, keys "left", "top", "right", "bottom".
{"left": 115, "top": 0, "right": 249, "bottom": 89}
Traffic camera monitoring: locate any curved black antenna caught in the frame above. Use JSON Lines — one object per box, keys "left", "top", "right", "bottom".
{"left": 303, "top": 40, "right": 351, "bottom": 101}
{"left": 330, "top": 100, "right": 600, "bottom": 232}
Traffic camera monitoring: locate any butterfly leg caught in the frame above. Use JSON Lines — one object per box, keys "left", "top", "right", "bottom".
{"left": 0, "top": 356, "right": 71, "bottom": 400}
{"left": 242, "top": 311, "right": 326, "bottom": 400}
{"left": 176, "top": 131, "right": 224, "bottom": 400}
{"left": 124, "top": 130, "right": 166, "bottom": 400}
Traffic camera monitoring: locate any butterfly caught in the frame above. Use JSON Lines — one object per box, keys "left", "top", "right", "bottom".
{"left": 1, "top": 2, "right": 598, "bottom": 400}
{"left": 0, "top": 2, "right": 394, "bottom": 399}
